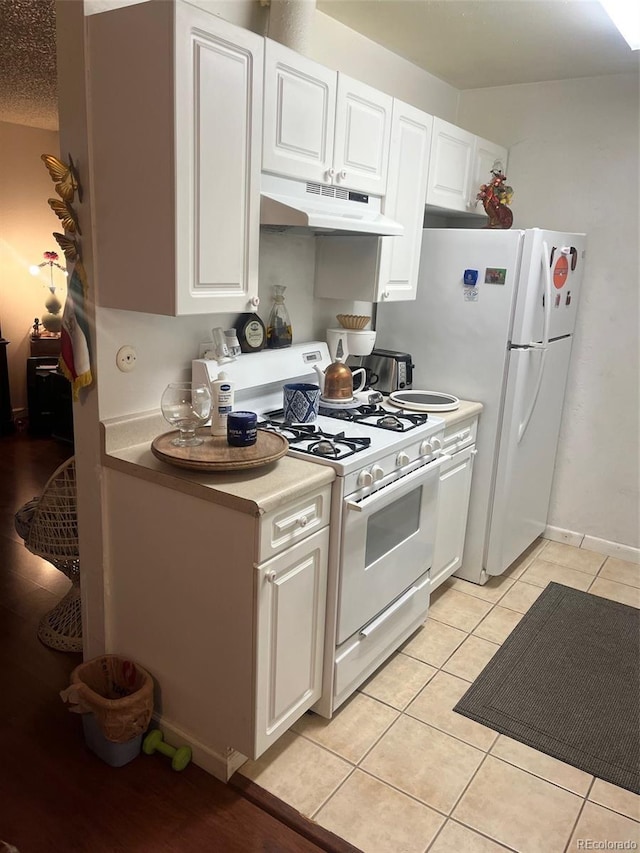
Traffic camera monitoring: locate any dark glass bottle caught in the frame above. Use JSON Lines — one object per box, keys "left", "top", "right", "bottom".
{"left": 266, "top": 285, "right": 292, "bottom": 349}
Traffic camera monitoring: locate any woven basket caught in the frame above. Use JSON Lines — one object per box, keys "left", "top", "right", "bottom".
{"left": 63, "top": 655, "right": 154, "bottom": 743}
{"left": 336, "top": 314, "right": 371, "bottom": 330}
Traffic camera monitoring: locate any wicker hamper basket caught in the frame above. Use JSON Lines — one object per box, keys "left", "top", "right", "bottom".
{"left": 61, "top": 655, "right": 154, "bottom": 743}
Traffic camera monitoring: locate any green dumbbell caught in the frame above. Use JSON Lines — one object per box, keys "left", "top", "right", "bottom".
{"left": 142, "top": 729, "right": 191, "bottom": 771}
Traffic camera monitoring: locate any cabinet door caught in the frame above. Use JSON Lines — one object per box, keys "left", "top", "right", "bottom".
{"left": 425, "top": 117, "right": 475, "bottom": 213}
{"left": 333, "top": 74, "right": 393, "bottom": 196}
{"left": 262, "top": 39, "right": 336, "bottom": 185}
{"left": 468, "top": 135, "right": 509, "bottom": 216}
{"left": 175, "top": 6, "right": 263, "bottom": 314}
{"left": 376, "top": 101, "right": 433, "bottom": 302}
{"left": 431, "top": 446, "right": 475, "bottom": 591}
{"left": 254, "top": 527, "right": 329, "bottom": 757}
{"left": 90, "top": 2, "right": 262, "bottom": 316}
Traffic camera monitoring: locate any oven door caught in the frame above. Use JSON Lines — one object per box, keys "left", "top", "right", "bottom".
{"left": 337, "top": 455, "right": 447, "bottom": 644}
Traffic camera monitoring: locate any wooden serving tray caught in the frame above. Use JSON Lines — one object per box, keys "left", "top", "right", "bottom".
{"left": 151, "top": 428, "right": 288, "bottom": 471}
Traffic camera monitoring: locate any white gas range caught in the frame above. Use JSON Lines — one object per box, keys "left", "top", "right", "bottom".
{"left": 194, "top": 342, "right": 447, "bottom": 716}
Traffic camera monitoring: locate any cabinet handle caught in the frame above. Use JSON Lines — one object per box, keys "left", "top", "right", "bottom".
{"left": 325, "top": 168, "right": 335, "bottom": 180}
{"left": 471, "top": 448, "right": 478, "bottom": 456}
{"left": 250, "top": 296, "right": 260, "bottom": 307}
{"left": 296, "top": 515, "right": 309, "bottom": 527}
{"left": 266, "top": 571, "right": 277, "bottom": 583}
{"left": 338, "top": 169, "right": 347, "bottom": 181}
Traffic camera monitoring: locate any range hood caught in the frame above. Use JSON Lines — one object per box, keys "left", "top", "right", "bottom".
{"left": 260, "top": 174, "right": 404, "bottom": 236}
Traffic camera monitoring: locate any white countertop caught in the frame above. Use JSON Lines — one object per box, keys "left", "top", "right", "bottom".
{"left": 100, "top": 401, "right": 481, "bottom": 516}
{"left": 101, "top": 411, "right": 335, "bottom": 517}
{"left": 435, "top": 399, "right": 483, "bottom": 429}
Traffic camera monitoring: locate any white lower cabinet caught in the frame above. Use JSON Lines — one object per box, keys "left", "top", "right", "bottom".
{"left": 431, "top": 418, "right": 478, "bottom": 590}
{"left": 254, "top": 527, "right": 329, "bottom": 756}
{"left": 102, "top": 468, "right": 331, "bottom": 773}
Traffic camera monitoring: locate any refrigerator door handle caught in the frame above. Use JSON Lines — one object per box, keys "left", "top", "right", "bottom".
{"left": 518, "top": 347, "right": 548, "bottom": 443}
{"left": 538, "top": 241, "right": 552, "bottom": 349}
{"left": 518, "top": 241, "right": 554, "bottom": 442}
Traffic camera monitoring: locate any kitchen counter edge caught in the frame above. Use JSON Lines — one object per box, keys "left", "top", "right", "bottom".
{"left": 433, "top": 400, "right": 483, "bottom": 429}
{"left": 100, "top": 413, "right": 335, "bottom": 517}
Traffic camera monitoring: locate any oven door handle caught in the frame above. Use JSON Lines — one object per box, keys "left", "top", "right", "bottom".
{"left": 345, "top": 454, "right": 451, "bottom": 513}
{"left": 359, "top": 583, "right": 422, "bottom": 637}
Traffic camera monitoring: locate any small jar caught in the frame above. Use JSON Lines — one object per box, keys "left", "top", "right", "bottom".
{"left": 227, "top": 411, "right": 258, "bottom": 447}
{"left": 224, "top": 329, "right": 241, "bottom": 358}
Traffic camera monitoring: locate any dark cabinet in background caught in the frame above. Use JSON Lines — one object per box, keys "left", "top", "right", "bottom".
{"left": 26, "top": 357, "right": 74, "bottom": 443}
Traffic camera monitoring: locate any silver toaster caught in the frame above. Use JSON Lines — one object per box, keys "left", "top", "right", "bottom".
{"left": 360, "top": 349, "right": 414, "bottom": 394}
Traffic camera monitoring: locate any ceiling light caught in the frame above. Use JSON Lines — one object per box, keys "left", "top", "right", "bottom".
{"left": 599, "top": 0, "right": 640, "bottom": 50}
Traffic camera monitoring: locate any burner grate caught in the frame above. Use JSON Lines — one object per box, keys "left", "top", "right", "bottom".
{"left": 320, "top": 404, "right": 429, "bottom": 431}
{"left": 258, "top": 418, "right": 372, "bottom": 460}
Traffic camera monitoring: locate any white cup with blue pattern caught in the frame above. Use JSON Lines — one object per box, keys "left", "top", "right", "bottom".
{"left": 283, "top": 383, "right": 320, "bottom": 424}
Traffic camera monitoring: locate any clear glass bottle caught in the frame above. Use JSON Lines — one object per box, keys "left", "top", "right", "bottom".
{"left": 266, "top": 285, "right": 293, "bottom": 349}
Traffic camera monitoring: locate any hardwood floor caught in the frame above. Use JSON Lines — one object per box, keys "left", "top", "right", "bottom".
{"left": 0, "top": 432, "right": 350, "bottom": 853}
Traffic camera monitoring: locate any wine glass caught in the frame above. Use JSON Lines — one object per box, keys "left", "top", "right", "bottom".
{"left": 160, "top": 382, "right": 212, "bottom": 447}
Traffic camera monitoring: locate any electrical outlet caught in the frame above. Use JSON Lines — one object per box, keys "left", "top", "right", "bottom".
{"left": 116, "top": 345, "right": 137, "bottom": 372}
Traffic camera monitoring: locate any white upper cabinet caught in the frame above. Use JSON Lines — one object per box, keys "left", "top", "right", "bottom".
{"left": 315, "top": 100, "right": 432, "bottom": 303}
{"left": 262, "top": 40, "right": 392, "bottom": 196}
{"left": 377, "top": 100, "right": 433, "bottom": 300}
{"left": 333, "top": 75, "right": 393, "bottom": 196}
{"left": 426, "top": 117, "right": 508, "bottom": 215}
{"left": 89, "top": 1, "right": 263, "bottom": 315}
{"left": 468, "top": 134, "right": 509, "bottom": 215}
{"left": 262, "top": 40, "right": 336, "bottom": 185}
{"left": 426, "top": 117, "right": 476, "bottom": 212}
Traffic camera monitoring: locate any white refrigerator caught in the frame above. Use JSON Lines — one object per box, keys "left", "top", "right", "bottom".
{"left": 375, "top": 228, "right": 587, "bottom": 583}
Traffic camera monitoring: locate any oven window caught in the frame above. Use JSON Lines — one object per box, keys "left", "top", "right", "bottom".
{"left": 365, "top": 487, "right": 422, "bottom": 568}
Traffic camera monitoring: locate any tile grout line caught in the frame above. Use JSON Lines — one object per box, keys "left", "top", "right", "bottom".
{"left": 562, "top": 777, "right": 596, "bottom": 853}
{"left": 308, "top": 762, "right": 358, "bottom": 822}
{"left": 427, "top": 817, "right": 518, "bottom": 853}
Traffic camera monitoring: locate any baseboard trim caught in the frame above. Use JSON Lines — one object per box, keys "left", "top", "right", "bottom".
{"left": 581, "top": 535, "right": 640, "bottom": 565}
{"left": 543, "top": 526, "right": 584, "bottom": 547}
{"left": 150, "top": 713, "right": 246, "bottom": 782}
{"left": 543, "top": 527, "right": 639, "bottom": 564}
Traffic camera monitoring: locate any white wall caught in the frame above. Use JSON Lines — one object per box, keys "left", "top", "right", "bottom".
{"left": 459, "top": 73, "right": 640, "bottom": 549}
{"left": 310, "top": 11, "right": 459, "bottom": 122}
{"left": 0, "top": 122, "right": 61, "bottom": 414}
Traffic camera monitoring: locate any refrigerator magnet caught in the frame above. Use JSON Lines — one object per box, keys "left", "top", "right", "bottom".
{"left": 485, "top": 268, "right": 506, "bottom": 284}
{"left": 464, "top": 287, "right": 479, "bottom": 302}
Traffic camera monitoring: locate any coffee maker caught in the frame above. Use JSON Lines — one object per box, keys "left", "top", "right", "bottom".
{"left": 326, "top": 328, "right": 377, "bottom": 363}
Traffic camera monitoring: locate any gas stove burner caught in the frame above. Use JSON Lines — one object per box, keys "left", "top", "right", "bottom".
{"left": 377, "top": 414, "right": 404, "bottom": 431}
{"left": 257, "top": 418, "right": 320, "bottom": 441}
{"left": 319, "top": 405, "right": 357, "bottom": 420}
{"left": 310, "top": 439, "right": 341, "bottom": 458}
{"left": 321, "top": 403, "right": 429, "bottom": 431}
{"left": 301, "top": 430, "right": 372, "bottom": 460}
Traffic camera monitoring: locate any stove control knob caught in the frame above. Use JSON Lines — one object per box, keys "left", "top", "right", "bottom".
{"left": 420, "top": 440, "right": 433, "bottom": 457}
{"left": 430, "top": 437, "right": 442, "bottom": 453}
{"left": 358, "top": 469, "right": 374, "bottom": 488}
{"left": 371, "top": 464, "right": 385, "bottom": 482}
{"left": 396, "top": 451, "right": 410, "bottom": 467}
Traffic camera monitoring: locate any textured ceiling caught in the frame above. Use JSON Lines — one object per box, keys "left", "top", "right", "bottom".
{"left": 0, "top": 0, "right": 58, "bottom": 130}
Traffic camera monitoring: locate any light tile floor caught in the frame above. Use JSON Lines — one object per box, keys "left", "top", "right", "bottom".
{"left": 239, "top": 539, "right": 640, "bottom": 853}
